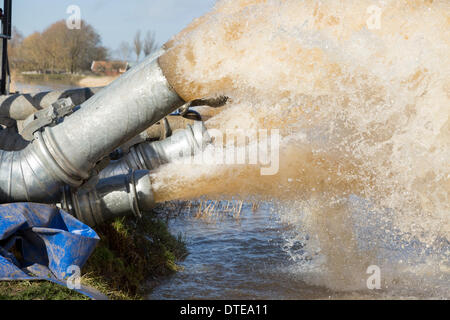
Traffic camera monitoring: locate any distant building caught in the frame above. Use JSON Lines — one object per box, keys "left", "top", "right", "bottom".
{"left": 91, "top": 61, "right": 128, "bottom": 76}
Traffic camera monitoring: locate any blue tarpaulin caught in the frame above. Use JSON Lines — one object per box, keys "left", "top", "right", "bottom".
{"left": 0, "top": 203, "right": 105, "bottom": 299}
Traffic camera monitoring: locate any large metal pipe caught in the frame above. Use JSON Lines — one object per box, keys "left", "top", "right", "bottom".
{"left": 99, "top": 121, "right": 211, "bottom": 179}
{"left": 0, "top": 87, "right": 103, "bottom": 121}
{"left": 0, "top": 52, "right": 184, "bottom": 203}
{"left": 60, "top": 170, "right": 154, "bottom": 227}
{"left": 107, "top": 114, "right": 201, "bottom": 158}
{"left": 42, "top": 57, "right": 184, "bottom": 180}
{"left": 59, "top": 122, "right": 211, "bottom": 226}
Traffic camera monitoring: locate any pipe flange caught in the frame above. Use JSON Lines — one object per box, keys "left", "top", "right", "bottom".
{"left": 32, "top": 131, "right": 84, "bottom": 187}
{"left": 41, "top": 127, "right": 90, "bottom": 181}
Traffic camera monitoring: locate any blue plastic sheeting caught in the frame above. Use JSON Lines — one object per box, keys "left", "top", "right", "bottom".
{"left": 0, "top": 203, "right": 104, "bottom": 299}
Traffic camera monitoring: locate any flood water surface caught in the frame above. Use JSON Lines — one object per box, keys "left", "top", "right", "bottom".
{"left": 148, "top": 203, "right": 334, "bottom": 300}
{"left": 149, "top": 0, "right": 449, "bottom": 299}
{"left": 148, "top": 202, "right": 448, "bottom": 300}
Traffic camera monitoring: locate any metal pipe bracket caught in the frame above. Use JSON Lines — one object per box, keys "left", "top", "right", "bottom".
{"left": 21, "top": 97, "right": 75, "bottom": 141}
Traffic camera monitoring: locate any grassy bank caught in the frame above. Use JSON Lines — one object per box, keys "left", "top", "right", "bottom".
{"left": 0, "top": 281, "right": 88, "bottom": 300}
{"left": 0, "top": 212, "right": 187, "bottom": 300}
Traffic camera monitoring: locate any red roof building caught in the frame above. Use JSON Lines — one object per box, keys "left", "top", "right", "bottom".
{"left": 91, "top": 61, "right": 128, "bottom": 76}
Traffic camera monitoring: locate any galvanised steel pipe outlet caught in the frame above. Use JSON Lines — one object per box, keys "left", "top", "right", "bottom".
{"left": 0, "top": 50, "right": 185, "bottom": 204}
{"left": 99, "top": 121, "right": 211, "bottom": 179}
{"left": 59, "top": 122, "right": 211, "bottom": 226}
{"left": 60, "top": 170, "right": 154, "bottom": 227}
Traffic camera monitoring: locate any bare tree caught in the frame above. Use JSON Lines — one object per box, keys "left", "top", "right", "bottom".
{"left": 8, "top": 27, "right": 24, "bottom": 70}
{"left": 20, "top": 32, "right": 46, "bottom": 72}
{"left": 118, "top": 41, "right": 131, "bottom": 62}
{"left": 143, "top": 31, "right": 158, "bottom": 57}
{"left": 12, "top": 20, "right": 107, "bottom": 73}
{"left": 133, "top": 30, "right": 142, "bottom": 62}
{"left": 61, "top": 20, "right": 107, "bottom": 73}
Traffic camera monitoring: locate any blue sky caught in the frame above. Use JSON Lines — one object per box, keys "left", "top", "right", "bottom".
{"left": 12, "top": 0, "right": 216, "bottom": 58}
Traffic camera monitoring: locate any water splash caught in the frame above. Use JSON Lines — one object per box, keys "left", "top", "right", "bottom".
{"left": 153, "top": 0, "right": 449, "bottom": 296}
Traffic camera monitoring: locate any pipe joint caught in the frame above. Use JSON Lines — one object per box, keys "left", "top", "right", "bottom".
{"left": 0, "top": 49, "right": 184, "bottom": 204}
{"left": 61, "top": 170, "right": 155, "bottom": 227}
{"left": 99, "top": 121, "right": 211, "bottom": 179}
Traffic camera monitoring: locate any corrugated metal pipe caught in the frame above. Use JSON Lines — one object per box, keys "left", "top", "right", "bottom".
{"left": 0, "top": 51, "right": 185, "bottom": 204}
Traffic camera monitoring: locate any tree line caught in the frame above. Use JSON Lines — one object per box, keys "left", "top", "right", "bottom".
{"left": 9, "top": 20, "right": 159, "bottom": 74}
{"left": 9, "top": 20, "right": 108, "bottom": 74}
{"left": 117, "top": 30, "right": 158, "bottom": 62}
